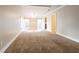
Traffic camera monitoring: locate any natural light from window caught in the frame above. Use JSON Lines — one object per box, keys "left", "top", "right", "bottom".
{"left": 20, "top": 17, "right": 45, "bottom": 32}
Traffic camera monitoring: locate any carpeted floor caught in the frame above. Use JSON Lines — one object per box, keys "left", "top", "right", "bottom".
{"left": 5, "top": 32, "right": 79, "bottom": 53}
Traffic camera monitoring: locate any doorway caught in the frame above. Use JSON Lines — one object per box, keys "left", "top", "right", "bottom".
{"left": 52, "top": 15, "right": 56, "bottom": 33}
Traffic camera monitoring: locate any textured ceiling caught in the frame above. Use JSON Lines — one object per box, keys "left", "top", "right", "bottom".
{"left": 0, "top": 5, "right": 62, "bottom": 18}
{"left": 20, "top": 5, "right": 61, "bottom": 18}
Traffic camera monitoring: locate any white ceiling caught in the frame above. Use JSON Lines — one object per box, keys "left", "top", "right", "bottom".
{"left": 20, "top": 5, "right": 61, "bottom": 18}
{"left": 0, "top": 5, "right": 61, "bottom": 18}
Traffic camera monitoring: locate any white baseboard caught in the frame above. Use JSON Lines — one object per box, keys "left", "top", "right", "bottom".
{"left": 0, "top": 31, "right": 22, "bottom": 53}
{"left": 56, "top": 32, "right": 79, "bottom": 43}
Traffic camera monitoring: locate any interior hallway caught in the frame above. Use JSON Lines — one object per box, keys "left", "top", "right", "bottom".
{"left": 5, "top": 32, "right": 79, "bottom": 53}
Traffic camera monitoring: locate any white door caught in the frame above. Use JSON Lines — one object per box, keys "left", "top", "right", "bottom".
{"left": 37, "top": 19, "right": 45, "bottom": 31}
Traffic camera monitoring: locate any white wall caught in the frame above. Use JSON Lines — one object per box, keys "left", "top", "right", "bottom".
{"left": 57, "top": 6, "right": 79, "bottom": 42}
{"left": 0, "top": 6, "right": 21, "bottom": 50}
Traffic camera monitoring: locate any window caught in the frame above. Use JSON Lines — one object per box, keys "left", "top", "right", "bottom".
{"left": 20, "top": 17, "right": 45, "bottom": 32}
{"left": 21, "top": 17, "right": 30, "bottom": 31}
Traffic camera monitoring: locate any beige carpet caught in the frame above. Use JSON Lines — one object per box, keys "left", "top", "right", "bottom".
{"left": 5, "top": 32, "right": 79, "bottom": 53}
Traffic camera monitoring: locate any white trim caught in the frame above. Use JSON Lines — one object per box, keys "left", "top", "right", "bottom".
{"left": 0, "top": 31, "right": 22, "bottom": 53}
{"left": 56, "top": 32, "right": 79, "bottom": 43}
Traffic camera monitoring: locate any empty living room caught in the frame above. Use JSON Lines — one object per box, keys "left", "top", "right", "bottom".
{"left": 0, "top": 5, "right": 79, "bottom": 53}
